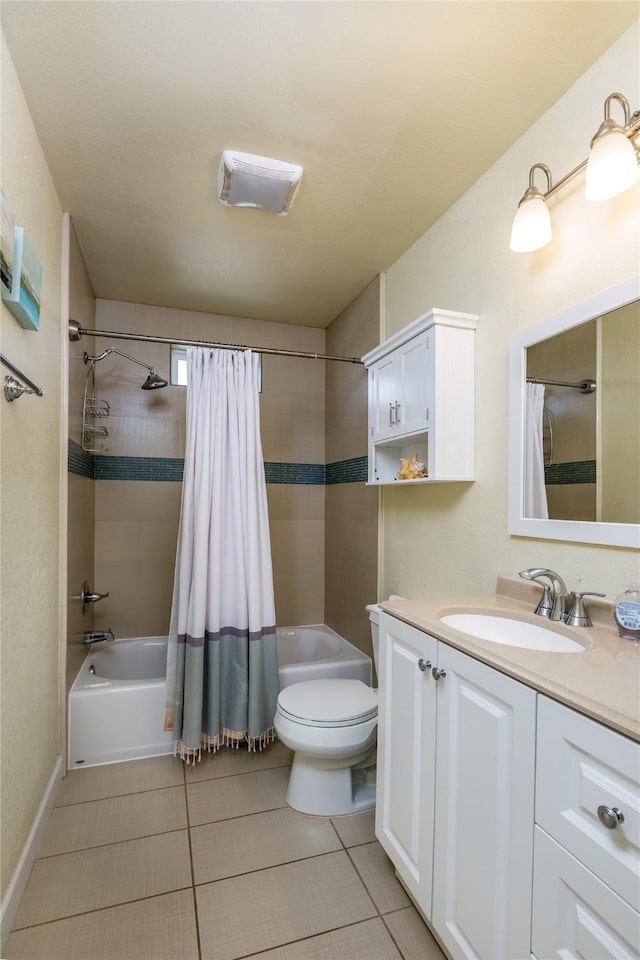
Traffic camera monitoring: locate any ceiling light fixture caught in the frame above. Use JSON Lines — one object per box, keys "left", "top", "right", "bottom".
{"left": 218, "top": 151, "right": 303, "bottom": 215}
{"left": 510, "top": 91, "right": 640, "bottom": 253}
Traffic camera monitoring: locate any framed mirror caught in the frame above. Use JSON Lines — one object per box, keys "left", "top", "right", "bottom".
{"left": 508, "top": 277, "right": 640, "bottom": 548}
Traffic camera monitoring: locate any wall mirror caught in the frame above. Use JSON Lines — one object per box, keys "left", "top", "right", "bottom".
{"left": 508, "top": 277, "right": 640, "bottom": 548}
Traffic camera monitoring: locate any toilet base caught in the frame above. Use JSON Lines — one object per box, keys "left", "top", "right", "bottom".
{"left": 285, "top": 753, "right": 376, "bottom": 817}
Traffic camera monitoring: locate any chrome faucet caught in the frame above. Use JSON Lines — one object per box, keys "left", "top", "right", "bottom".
{"left": 83, "top": 629, "right": 114, "bottom": 645}
{"left": 519, "top": 568, "right": 574, "bottom": 621}
{"left": 81, "top": 580, "right": 110, "bottom": 615}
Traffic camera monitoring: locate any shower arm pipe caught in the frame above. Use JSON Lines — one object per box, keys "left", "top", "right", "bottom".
{"left": 69, "top": 320, "right": 364, "bottom": 365}
{"left": 526, "top": 376, "right": 596, "bottom": 393}
{"left": 87, "top": 346, "right": 157, "bottom": 372}
{"left": 0, "top": 353, "right": 44, "bottom": 396}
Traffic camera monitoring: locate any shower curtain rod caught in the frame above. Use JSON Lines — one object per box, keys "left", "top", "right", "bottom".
{"left": 526, "top": 376, "right": 596, "bottom": 394}
{"left": 68, "top": 320, "right": 364, "bottom": 365}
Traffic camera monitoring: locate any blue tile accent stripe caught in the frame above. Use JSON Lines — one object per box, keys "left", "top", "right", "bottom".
{"left": 69, "top": 440, "right": 367, "bottom": 486}
{"left": 264, "top": 462, "right": 325, "bottom": 485}
{"left": 68, "top": 439, "right": 95, "bottom": 479}
{"left": 94, "top": 456, "right": 185, "bottom": 482}
{"left": 326, "top": 456, "right": 368, "bottom": 484}
{"left": 545, "top": 460, "right": 596, "bottom": 485}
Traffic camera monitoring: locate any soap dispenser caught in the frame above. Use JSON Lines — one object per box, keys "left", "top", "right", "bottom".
{"left": 614, "top": 583, "right": 640, "bottom": 641}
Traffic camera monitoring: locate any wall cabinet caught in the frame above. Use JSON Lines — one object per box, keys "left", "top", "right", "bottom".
{"left": 376, "top": 613, "right": 640, "bottom": 960}
{"left": 362, "top": 308, "right": 479, "bottom": 485}
{"left": 376, "top": 614, "right": 536, "bottom": 958}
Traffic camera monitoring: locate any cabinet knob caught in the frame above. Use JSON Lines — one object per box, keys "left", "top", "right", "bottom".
{"left": 431, "top": 667, "right": 447, "bottom": 681}
{"left": 418, "top": 658, "right": 431, "bottom": 672}
{"left": 597, "top": 805, "right": 625, "bottom": 829}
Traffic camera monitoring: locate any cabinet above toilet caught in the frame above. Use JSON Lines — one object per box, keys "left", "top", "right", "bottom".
{"left": 362, "top": 308, "right": 479, "bottom": 485}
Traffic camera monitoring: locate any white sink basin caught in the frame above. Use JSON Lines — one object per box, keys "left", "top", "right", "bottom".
{"left": 440, "top": 613, "right": 588, "bottom": 653}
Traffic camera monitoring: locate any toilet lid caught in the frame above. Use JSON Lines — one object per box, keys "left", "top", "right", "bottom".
{"left": 277, "top": 679, "right": 378, "bottom": 727}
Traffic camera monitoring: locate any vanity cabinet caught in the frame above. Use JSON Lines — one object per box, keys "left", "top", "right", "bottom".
{"left": 431, "top": 644, "right": 536, "bottom": 960}
{"left": 376, "top": 613, "right": 536, "bottom": 957}
{"left": 376, "top": 614, "right": 437, "bottom": 919}
{"left": 377, "top": 612, "right": 640, "bottom": 960}
{"left": 531, "top": 696, "right": 640, "bottom": 960}
{"left": 362, "top": 308, "right": 479, "bottom": 485}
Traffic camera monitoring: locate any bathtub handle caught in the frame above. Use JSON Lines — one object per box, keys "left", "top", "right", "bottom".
{"left": 81, "top": 581, "right": 110, "bottom": 615}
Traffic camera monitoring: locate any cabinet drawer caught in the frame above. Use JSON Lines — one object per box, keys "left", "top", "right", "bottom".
{"left": 536, "top": 696, "right": 640, "bottom": 911}
{"left": 532, "top": 826, "right": 640, "bottom": 960}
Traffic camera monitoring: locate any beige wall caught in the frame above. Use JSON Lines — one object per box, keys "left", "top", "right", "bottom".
{"left": 325, "top": 277, "right": 380, "bottom": 656}
{"left": 66, "top": 220, "right": 96, "bottom": 689}
{"left": 599, "top": 300, "right": 640, "bottom": 524}
{"left": 92, "top": 299, "right": 326, "bottom": 637}
{"left": 0, "top": 36, "right": 64, "bottom": 897}
{"left": 382, "top": 25, "right": 639, "bottom": 604}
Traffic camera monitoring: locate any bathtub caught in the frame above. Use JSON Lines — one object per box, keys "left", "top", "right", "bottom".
{"left": 68, "top": 625, "right": 371, "bottom": 768}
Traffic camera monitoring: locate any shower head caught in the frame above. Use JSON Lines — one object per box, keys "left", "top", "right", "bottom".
{"left": 142, "top": 371, "right": 168, "bottom": 390}
{"left": 84, "top": 348, "right": 168, "bottom": 390}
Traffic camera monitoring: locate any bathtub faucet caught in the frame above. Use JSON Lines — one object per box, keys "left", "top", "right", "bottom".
{"left": 83, "top": 629, "right": 114, "bottom": 645}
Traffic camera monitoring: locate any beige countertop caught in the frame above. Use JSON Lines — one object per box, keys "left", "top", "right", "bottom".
{"left": 380, "top": 579, "right": 640, "bottom": 743}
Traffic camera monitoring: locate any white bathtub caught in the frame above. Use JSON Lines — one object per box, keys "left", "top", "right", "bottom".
{"left": 68, "top": 625, "right": 371, "bottom": 768}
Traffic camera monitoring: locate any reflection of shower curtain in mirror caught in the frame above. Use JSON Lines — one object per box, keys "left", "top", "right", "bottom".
{"left": 164, "top": 347, "right": 279, "bottom": 763}
{"left": 524, "top": 383, "right": 549, "bottom": 519}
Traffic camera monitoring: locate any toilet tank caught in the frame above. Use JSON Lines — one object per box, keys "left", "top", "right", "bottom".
{"left": 366, "top": 596, "right": 404, "bottom": 674}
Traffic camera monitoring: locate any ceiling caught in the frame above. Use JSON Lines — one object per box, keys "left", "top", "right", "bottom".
{"left": 2, "top": 2, "right": 637, "bottom": 328}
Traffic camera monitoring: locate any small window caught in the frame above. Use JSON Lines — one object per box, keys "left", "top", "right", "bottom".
{"left": 170, "top": 344, "right": 263, "bottom": 392}
{"left": 170, "top": 345, "right": 188, "bottom": 386}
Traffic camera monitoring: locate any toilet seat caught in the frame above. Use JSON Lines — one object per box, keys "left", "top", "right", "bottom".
{"left": 277, "top": 678, "right": 377, "bottom": 728}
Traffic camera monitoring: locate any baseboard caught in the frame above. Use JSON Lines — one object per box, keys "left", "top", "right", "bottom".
{"left": 0, "top": 755, "right": 63, "bottom": 953}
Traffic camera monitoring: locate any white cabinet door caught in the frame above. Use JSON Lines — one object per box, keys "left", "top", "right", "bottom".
{"left": 376, "top": 613, "right": 437, "bottom": 919}
{"left": 397, "top": 333, "right": 429, "bottom": 435}
{"left": 536, "top": 695, "right": 640, "bottom": 912}
{"left": 370, "top": 353, "right": 399, "bottom": 442}
{"left": 532, "top": 826, "right": 640, "bottom": 960}
{"left": 431, "top": 644, "right": 536, "bottom": 960}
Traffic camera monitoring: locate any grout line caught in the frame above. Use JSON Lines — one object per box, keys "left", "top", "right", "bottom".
{"left": 379, "top": 911, "right": 410, "bottom": 960}
{"left": 234, "top": 916, "right": 391, "bottom": 960}
{"left": 32, "top": 826, "right": 189, "bottom": 862}
{"left": 10, "top": 886, "right": 194, "bottom": 932}
{"left": 53, "top": 781, "right": 184, "bottom": 809}
{"left": 184, "top": 762, "right": 203, "bottom": 960}
{"left": 192, "top": 848, "right": 349, "bottom": 887}
{"left": 344, "top": 843, "right": 384, "bottom": 919}
{"left": 189, "top": 801, "right": 289, "bottom": 830}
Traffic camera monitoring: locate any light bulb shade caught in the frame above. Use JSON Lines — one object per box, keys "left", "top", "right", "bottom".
{"left": 585, "top": 128, "right": 639, "bottom": 201}
{"left": 509, "top": 195, "right": 552, "bottom": 252}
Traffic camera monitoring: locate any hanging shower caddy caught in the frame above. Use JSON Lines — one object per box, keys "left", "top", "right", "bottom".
{"left": 82, "top": 360, "right": 109, "bottom": 453}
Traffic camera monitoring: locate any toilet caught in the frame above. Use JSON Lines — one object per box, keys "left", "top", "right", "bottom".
{"left": 274, "top": 602, "right": 382, "bottom": 817}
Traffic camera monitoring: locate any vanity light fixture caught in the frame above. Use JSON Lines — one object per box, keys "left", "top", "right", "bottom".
{"left": 510, "top": 91, "right": 640, "bottom": 253}
{"left": 509, "top": 163, "right": 553, "bottom": 253}
{"left": 585, "top": 93, "right": 640, "bottom": 201}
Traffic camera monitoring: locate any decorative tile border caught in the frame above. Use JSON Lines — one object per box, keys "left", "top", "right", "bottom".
{"left": 68, "top": 440, "right": 367, "bottom": 486}
{"left": 94, "top": 455, "right": 185, "bottom": 482}
{"left": 264, "top": 462, "right": 325, "bottom": 485}
{"left": 67, "top": 439, "right": 94, "bottom": 479}
{"left": 326, "top": 456, "right": 368, "bottom": 485}
{"left": 545, "top": 460, "right": 596, "bottom": 485}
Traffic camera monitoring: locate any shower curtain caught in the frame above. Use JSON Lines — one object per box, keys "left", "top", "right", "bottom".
{"left": 524, "top": 382, "right": 549, "bottom": 520}
{"left": 164, "top": 347, "right": 279, "bottom": 763}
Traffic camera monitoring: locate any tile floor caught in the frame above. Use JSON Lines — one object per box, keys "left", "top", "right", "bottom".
{"left": 5, "top": 743, "right": 446, "bottom": 960}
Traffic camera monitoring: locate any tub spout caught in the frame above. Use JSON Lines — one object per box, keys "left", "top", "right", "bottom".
{"left": 83, "top": 629, "right": 114, "bottom": 645}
